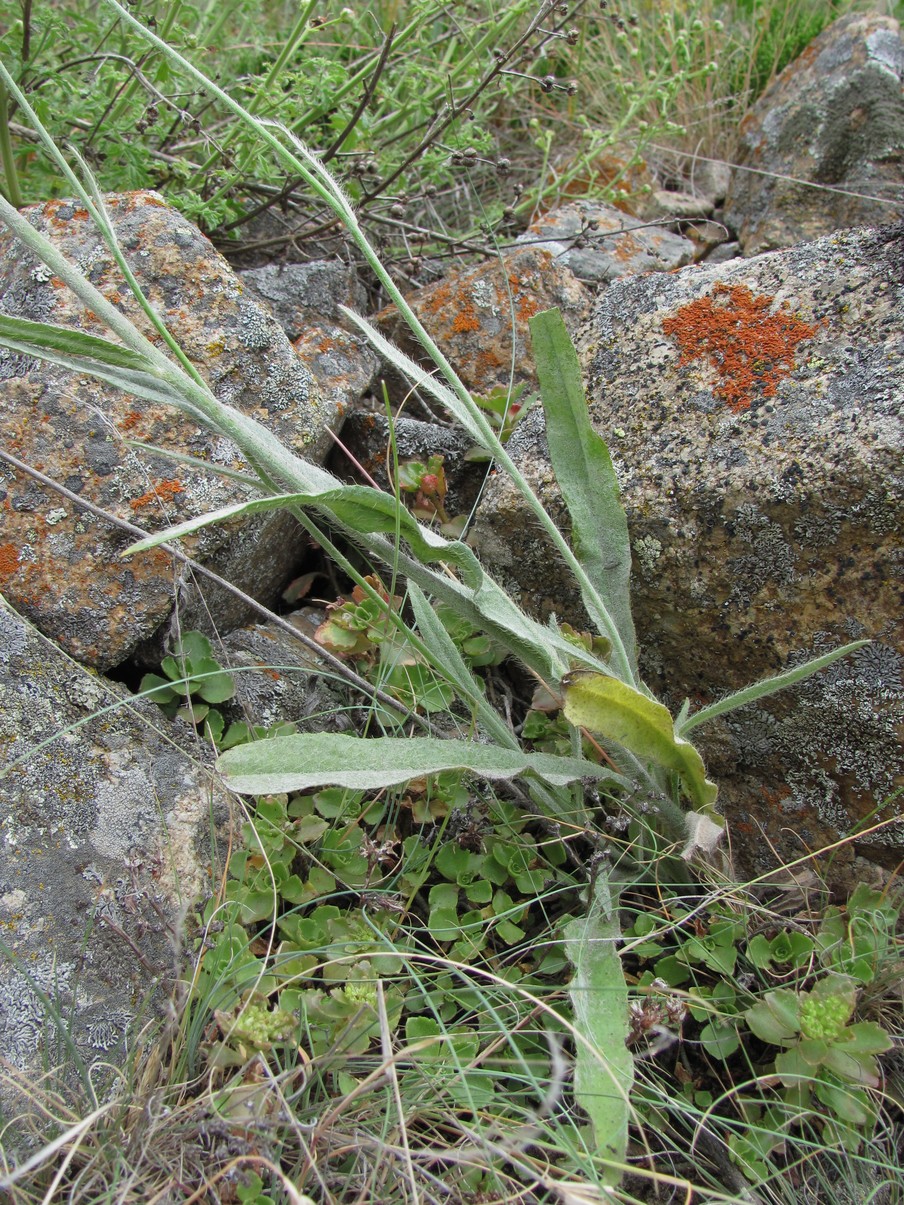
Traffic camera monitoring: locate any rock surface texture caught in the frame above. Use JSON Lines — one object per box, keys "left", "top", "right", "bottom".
{"left": 724, "top": 13, "right": 904, "bottom": 255}
{"left": 240, "top": 259, "right": 381, "bottom": 421}
{"left": 0, "top": 192, "right": 339, "bottom": 670}
{"left": 375, "top": 245, "right": 588, "bottom": 397}
{"left": 218, "top": 614, "right": 355, "bottom": 734}
{"left": 516, "top": 200, "right": 695, "bottom": 283}
{"left": 471, "top": 224, "right": 903, "bottom": 883}
{"left": 239, "top": 259, "right": 367, "bottom": 333}
{"left": 0, "top": 599, "right": 229, "bottom": 1111}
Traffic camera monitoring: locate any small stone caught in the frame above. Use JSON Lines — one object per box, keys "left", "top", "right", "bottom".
{"left": 517, "top": 199, "right": 694, "bottom": 284}
{"left": 648, "top": 189, "right": 715, "bottom": 220}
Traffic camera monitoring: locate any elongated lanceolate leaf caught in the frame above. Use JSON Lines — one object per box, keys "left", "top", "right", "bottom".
{"left": 0, "top": 320, "right": 211, "bottom": 421}
{"left": 0, "top": 314, "right": 150, "bottom": 370}
{"left": 123, "top": 485, "right": 616, "bottom": 687}
{"left": 677, "top": 639, "right": 870, "bottom": 735}
{"left": 530, "top": 309, "right": 637, "bottom": 676}
{"left": 565, "top": 873, "right": 633, "bottom": 1187}
{"left": 563, "top": 672, "right": 718, "bottom": 812}
{"left": 217, "top": 732, "right": 614, "bottom": 794}
{"left": 123, "top": 484, "right": 481, "bottom": 576}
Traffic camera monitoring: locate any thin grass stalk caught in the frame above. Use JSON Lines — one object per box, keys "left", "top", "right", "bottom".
{"left": 0, "top": 80, "right": 24, "bottom": 207}
{"left": 0, "top": 1105, "right": 114, "bottom": 1192}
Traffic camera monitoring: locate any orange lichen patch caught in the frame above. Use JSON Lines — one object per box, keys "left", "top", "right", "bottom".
{"left": 43, "top": 198, "right": 78, "bottom": 225}
{"left": 423, "top": 277, "right": 484, "bottom": 334}
{"left": 662, "top": 284, "right": 819, "bottom": 412}
{"left": 129, "top": 479, "right": 185, "bottom": 509}
{"left": 451, "top": 306, "right": 481, "bottom": 334}
{"left": 127, "top": 191, "right": 166, "bottom": 209}
{"left": 423, "top": 280, "right": 453, "bottom": 317}
{"left": 612, "top": 233, "right": 642, "bottom": 263}
{"left": 514, "top": 289, "right": 540, "bottom": 322}
{"left": 0, "top": 542, "right": 20, "bottom": 581}
{"left": 475, "top": 348, "right": 503, "bottom": 380}
{"left": 120, "top": 410, "right": 143, "bottom": 431}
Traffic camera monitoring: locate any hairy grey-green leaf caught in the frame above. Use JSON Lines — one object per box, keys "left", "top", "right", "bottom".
{"left": 217, "top": 732, "right": 615, "bottom": 794}
{"left": 531, "top": 308, "right": 637, "bottom": 677}
{"left": 677, "top": 640, "right": 870, "bottom": 735}
{"left": 565, "top": 872, "right": 633, "bottom": 1186}
{"left": 0, "top": 314, "right": 149, "bottom": 369}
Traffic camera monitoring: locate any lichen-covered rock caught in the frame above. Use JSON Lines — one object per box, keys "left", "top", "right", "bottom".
{"left": 239, "top": 261, "right": 380, "bottom": 425}
{"left": 293, "top": 321, "right": 380, "bottom": 424}
{"left": 0, "top": 598, "right": 229, "bottom": 1118}
{"left": 516, "top": 200, "right": 695, "bottom": 283}
{"left": 239, "top": 259, "right": 368, "bottom": 335}
{"left": 374, "top": 246, "right": 589, "bottom": 397}
{"left": 0, "top": 192, "right": 340, "bottom": 669}
{"left": 724, "top": 13, "right": 904, "bottom": 255}
{"left": 471, "top": 224, "right": 903, "bottom": 884}
{"left": 217, "top": 613, "right": 356, "bottom": 734}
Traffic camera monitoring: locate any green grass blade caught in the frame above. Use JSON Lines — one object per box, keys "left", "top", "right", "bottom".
{"left": 122, "top": 440, "right": 261, "bottom": 486}
{"left": 88, "top": 0, "right": 646, "bottom": 693}
{"left": 531, "top": 308, "right": 637, "bottom": 677}
{"left": 564, "top": 872, "right": 633, "bottom": 1187}
{"left": 0, "top": 190, "right": 171, "bottom": 367}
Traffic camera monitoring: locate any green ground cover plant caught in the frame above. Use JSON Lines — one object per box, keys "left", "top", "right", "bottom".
{"left": 1, "top": 2, "right": 902, "bottom": 1202}
{"left": 0, "top": 0, "right": 602, "bottom": 255}
{"left": 570, "top": 0, "right": 879, "bottom": 178}
{"left": 2, "top": 0, "right": 892, "bottom": 264}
